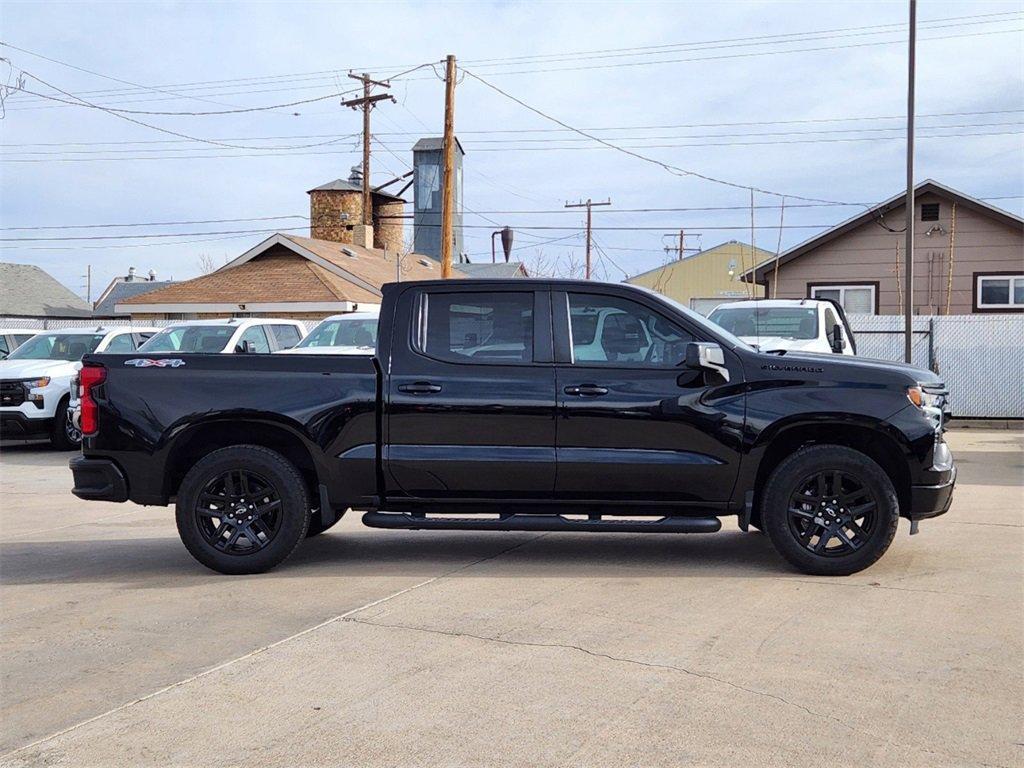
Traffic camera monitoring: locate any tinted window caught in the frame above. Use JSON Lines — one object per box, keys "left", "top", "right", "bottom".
{"left": 269, "top": 324, "right": 302, "bottom": 349}
{"left": 140, "top": 326, "right": 235, "bottom": 353}
{"left": 419, "top": 291, "right": 534, "bottom": 363}
{"left": 568, "top": 293, "right": 693, "bottom": 367}
{"left": 102, "top": 333, "right": 136, "bottom": 353}
{"left": 709, "top": 306, "right": 818, "bottom": 340}
{"left": 0, "top": 337, "right": 8, "bottom": 356}
{"left": 13, "top": 335, "right": 34, "bottom": 347}
{"left": 298, "top": 317, "right": 378, "bottom": 349}
{"left": 7, "top": 333, "right": 106, "bottom": 360}
{"left": 238, "top": 325, "right": 271, "bottom": 354}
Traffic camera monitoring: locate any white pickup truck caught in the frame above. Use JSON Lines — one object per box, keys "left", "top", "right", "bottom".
{"left": 707, "top": 299, "right": 857, "bottom": 356}
{"left": 0, "top": 326, "right": 156, "bottom": 448}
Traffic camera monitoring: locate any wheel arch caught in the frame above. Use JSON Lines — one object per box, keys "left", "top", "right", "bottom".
{"left": 164, "top": 418, "right": 320, "bottom": 503}
{"left": 750, "top": 417, "right": 912, "bottom": 525}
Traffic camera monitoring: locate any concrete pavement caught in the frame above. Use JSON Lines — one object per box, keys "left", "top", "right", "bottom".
{"left": 1, "top": 431, "right": 1021, "bottom": 767}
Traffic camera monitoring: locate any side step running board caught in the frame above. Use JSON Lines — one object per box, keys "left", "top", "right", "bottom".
{"left": 362, "top": 512, "right": 721, "bottom": 534}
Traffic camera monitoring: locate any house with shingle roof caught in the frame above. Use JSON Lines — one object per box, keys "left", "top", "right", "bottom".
{"left": 0, "top": 262, "right": 93, "bottom": 319}
{"left": 93, "top": 267, "right": 175, "bottom": 317}
{"left": 117, "top": 233, "right": 461, "bottom": 320}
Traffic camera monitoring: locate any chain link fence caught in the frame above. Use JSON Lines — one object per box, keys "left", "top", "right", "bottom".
{"left": 848, "top": 314, "right": 1024, "bottom": 418}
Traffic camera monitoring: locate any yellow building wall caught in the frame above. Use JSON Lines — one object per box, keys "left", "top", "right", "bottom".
{"left": 627, "top": 241, "right": 772, "bottom": 311}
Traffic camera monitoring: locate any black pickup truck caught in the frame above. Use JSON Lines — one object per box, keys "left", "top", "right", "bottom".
{"left": 70, "top": 279, "right": 955, "bottom": 576}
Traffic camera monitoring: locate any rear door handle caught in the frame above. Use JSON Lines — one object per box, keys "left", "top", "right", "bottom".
{"left": 564, "top": 384, "right": 609, "bottom": 397}
{"left": 398, "top": 381, "right": 442, "bottom": 395}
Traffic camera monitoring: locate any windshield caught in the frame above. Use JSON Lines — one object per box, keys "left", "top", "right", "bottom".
{"left": 139, "top": 325, "right": 235, "bottom": 353}
{"left": 297, "top": 317, "right": 378, "bottom": 349}
{"left": 631, "top": 287, "right": 753, "bottom": 351}
{"left": 6, "top": 333, "right": 106, "bottom": 361}
{"left": 709, "top": 306, "right": 819, "bottom": 340}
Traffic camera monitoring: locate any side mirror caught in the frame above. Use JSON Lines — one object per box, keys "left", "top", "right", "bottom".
{"left": 684, "top": 342, "right": 730, "bottom": 382}
{"left": 235, "top": 340, "right": 255, "bottom": 354}
{"left": 831, "top": 323, "right": 846, "bottom": 353}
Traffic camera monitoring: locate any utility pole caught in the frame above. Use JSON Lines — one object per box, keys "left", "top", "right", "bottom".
{"left": 82, "top": 265, "right": 91, "bottom": 304}
{"left": 903, "top": 0, "right": 917, "bottom": 363}
{"left": 565, "top": 198, "right": 611, "bottom": 279}
{"left": 343, "top": 73, "right": 395, "bottom": 226}
{"left": 440, "top": 54, "right": 457, "bottom": 278}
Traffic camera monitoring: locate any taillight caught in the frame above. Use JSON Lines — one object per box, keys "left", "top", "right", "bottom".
{"left": 79, "top": 364, "right": 106, "bottom": 437}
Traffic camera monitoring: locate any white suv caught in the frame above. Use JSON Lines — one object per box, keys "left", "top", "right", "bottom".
{"left": 0, "top": 326, "right": 157, "bottom": 448}
{"left": 138, "top": 318, "right": 306, "bottom": 355}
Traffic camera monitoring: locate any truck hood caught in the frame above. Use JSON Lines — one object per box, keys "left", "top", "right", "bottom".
{"left": 759, "top": 349, "right": 943, "bottom": 386}
{"left": 0, "top": 359, "right": 80, "bottom": 380}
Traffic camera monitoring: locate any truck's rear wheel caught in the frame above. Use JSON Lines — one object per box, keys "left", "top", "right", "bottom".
{"left": 761, "top": 445, "right": 898, "bottom": 576}
{"left": 175, "top": 445, "right": 309, "bottom": 575}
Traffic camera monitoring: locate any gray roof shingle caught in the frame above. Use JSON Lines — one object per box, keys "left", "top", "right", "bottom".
{"left": 0, "top": 263, "right": 93, "bottom": 318}
{"left": 459, "top": 262, "right": 529, "bottom": 278}
{"left": 93, "top": 280, "right": 176, "bottom": 316}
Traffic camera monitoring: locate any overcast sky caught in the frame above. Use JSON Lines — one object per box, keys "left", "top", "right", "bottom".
{"left": 1, "top": 0, "right": 1021, "bottom": 299}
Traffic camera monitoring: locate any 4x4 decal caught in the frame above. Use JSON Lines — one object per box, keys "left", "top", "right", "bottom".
{"left": 123, "top": 359, "right": 186, "bottom": 368}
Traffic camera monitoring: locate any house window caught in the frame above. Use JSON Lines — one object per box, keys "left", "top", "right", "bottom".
{"left": 809, "top": 284, "right": 876, "bottom": 315}
{"left": 921, "top": 203, "right": 940, "bottom": 221}
{"left": 976, "top": 274, "right": 1024, "bottom": 310}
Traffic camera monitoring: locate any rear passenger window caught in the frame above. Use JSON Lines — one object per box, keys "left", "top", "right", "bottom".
{"left": 103, "top": 333, "right": 136, "bottom": 353}
{"left": 418, "top": 291, "right": 534, "bottom": 364}
{"left": 270, "top": 324, "right": 302, "bottom": 349}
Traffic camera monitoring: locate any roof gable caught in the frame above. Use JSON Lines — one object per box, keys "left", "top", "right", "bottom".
{"left": 746, "top": 179, "right": 1024, "bottom": 282}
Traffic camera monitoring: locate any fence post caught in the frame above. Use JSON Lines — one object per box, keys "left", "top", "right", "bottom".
{"left": 928, "top": 318, "right": 936, "bottom": 373}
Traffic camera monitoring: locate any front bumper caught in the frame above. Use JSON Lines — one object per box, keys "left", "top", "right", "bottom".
{"left": 909, "top": 465, "right": 956, "bottom": 520}
{"left": 0, "top": 412, "right": 52, "bottom": 438}
{"left": 70, "top": 456, "right": 129, "bottom": 502}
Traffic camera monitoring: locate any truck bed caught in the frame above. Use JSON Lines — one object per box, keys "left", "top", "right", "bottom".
{"left": 81, "top": 352, "right": 380, "bottom": 509}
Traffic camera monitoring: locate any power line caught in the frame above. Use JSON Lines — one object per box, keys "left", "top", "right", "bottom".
{"left": 458, "top": 11, "right": 1021, "bottom": 67}
{"left": 5, "top": 109, "right": 1020, "bottom": 148}
{"left": 5, "top": 10, "right": 1014, "bottom": 107}
{"left": 455, "top": 26, "right": 1023, "bottom": 77}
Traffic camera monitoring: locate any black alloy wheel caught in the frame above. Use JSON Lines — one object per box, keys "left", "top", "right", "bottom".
{"left": 175, "top": 445, "right": 310, "bottom": 574}
{"left": 786, "top": 470, "right": 878, "bottom": 557}
{"left": 194, "top": 469, "right": 283, "bottom": 555}
{"left": 762, "top": 444, "right": 899, "bottom": 576}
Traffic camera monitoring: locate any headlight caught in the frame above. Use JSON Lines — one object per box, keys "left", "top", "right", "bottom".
{"left": 23, "top": 377, "right": 51, "bottom": 390}
{"left": 906, "top": 386, "right": 942, "bottom": 409}
{"left": 907, "top": 385, "right": 945, "bottom": 431}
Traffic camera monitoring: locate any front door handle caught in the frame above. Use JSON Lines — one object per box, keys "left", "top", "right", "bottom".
{"left": 398, "top": 381, "right": 442, "bottom": 395}
{"left": 564, "top": 384, "right": 609, "bottom": 397}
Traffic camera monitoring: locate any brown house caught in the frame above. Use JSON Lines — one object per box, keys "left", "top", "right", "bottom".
{"left": 745, "top": 180, "right": 1023, "bottom": 314}
{"left": 118, "top": 234, "right": 458, "bottom": 320}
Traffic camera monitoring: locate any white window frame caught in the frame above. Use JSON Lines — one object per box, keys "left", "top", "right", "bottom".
{"left": 809, "top": 284, "right": 877, "bottom": 315}
{"left": 976, "top": 274, "right": 1024, "bottom": 309}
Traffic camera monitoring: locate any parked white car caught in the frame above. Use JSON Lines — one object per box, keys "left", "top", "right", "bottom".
{"left": 0, "top": 326, "right": 157, "bottom": 448}
{"left": 277, "top": 311, "right": 379, "bottom": 355}
{"left": 0, "top": 328, "right": 43, "bottom": 360}
{"left": 137, "top": 318, "right": 306, "bottom": 355}
{"left": 707, "top": 299, "right": 856, "bottom": 355}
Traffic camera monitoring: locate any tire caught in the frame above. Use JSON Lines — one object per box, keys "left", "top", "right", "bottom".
{"left": 761, "top": 445, "right": 899, "bottom": 576}
{"left": 175, "top": 445, "right": 310, "bottom": 575}
{"left": 49, "top": 396, "right": 81, "bottom": 450}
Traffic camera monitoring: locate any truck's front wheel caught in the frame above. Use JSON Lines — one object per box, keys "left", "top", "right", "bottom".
{"left": 175, "top": 445, "right": 310, "bottom": 575}
{"left": 761, "top": 445, "right": 899, "bottom": 576}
